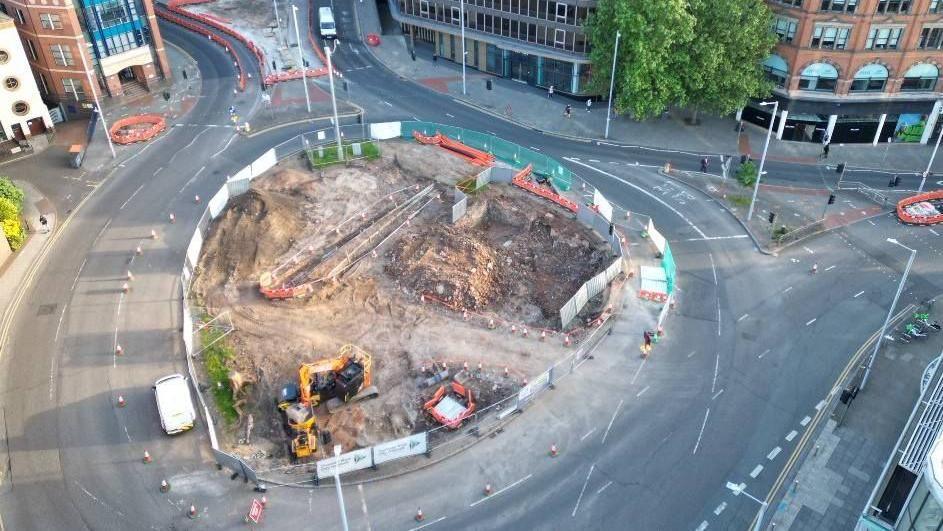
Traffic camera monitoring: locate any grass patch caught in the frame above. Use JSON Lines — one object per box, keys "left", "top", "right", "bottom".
{"left": 307, "top": 140, "right": 380, "bottom": 168}
{"left": 728, "top": 195, "right": 751, "bottom": 207}
{"left": 200, "top": 326, "right": 238, "bottom": 426}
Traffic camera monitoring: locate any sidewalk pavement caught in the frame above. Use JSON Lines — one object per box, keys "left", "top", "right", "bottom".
{"left": 767, "top": 309, "right": 943, "bottom": 530}
{"left": 354, "top": 1, "right": 943, "bottom": 176}
{"left": 0, "top": 181, "right": 56, "bottom": 324}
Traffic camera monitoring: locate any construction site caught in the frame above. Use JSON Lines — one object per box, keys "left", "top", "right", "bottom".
{"left": 191, "top": 137, "right": 618, "bottom": 467}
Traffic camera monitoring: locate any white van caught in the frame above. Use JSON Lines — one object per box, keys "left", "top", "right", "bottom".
{"left": 153, "top": 374, "right": 197, "bottom": 435}
{"left": 319, "top": 7, "right": 337, "bottom": 39}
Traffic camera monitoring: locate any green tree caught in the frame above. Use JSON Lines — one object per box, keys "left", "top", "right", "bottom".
{"left": 682, "top": 0, "right": 777, "bottom": 122}
{"left": 0, "top": 196, "right": 17, "bottom": 221}
{"left": 0, "top": 178, "right": 23, "bottom": 209}
{"left": 586, "top": 0, "right": 694, "bottom": 120}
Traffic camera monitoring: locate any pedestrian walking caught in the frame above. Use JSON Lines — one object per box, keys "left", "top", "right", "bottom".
{"left": 586, "top": 98, "right": 592, "bottom": 113}
{"left": 548, "top": 85, "right": 554, "bottom": 99}
{"left": 822, "top": 142, "right": 830, "bottom": 159}
{"left": 700, "top": 157, "right": 709, "bottom": 172}
{"left": 564, "top": 105, "right": 572, "bottom": 118}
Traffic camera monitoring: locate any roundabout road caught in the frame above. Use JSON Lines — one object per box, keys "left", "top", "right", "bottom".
{"left": 0, "top": 4, "right": 937, "bottom": 530}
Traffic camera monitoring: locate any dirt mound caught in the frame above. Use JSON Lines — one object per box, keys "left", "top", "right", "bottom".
{"left": 196, "top": 188, "right": 302, "bottom": 290}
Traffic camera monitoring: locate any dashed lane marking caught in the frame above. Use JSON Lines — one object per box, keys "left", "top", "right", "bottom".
{"left": 785, "top": 430, "right": 798, "bottom": 442}
{"left": 580, "top": 427, "right": 597, "bottom": 442}
{"left": 469, "top": 474, "right": 532, "bottom": 508}
{"left": 693, "top": 408, "right": 710, "bottom": 455}
{"left": 696, "top": 522, "right": 709, "bottom": 531}
{"left": 783, "top": 286, "right": 793, "bottom": 294}
{"left": 758, "top": 349, "right": 770, "bottom": 359}
{"left": 825, "top": 265, "right": 836, "bottom": 271}
{"left": 445, "top": 113, "right": 454, "bottom": 118}
{"left": 597, "top": 481, "right": 613, "bottom": 495}
{"left": 571, "top": 465, "right": 595, "bottom": 517}
{"left": 803, "top": 246, "right": 814, "bottom": 254}
{"left": 630, "top": 358, "right": 647, "bottom": 385}
{"left": 750, "top": 465, "right": 764, "bottom": 478}
{"left": 711, "top": 389, "right": 724, "bottom": 400}
{"left": 738, "top": 313, "right": 749, "bottom": 322}
{"left": 688, "top": 350, "right": 697, "bottom": 358}
{"left": 768, "top": 447, "right": 782, "bottom": 460}
{"left": 408, "top": 516, "right": 447, "bottom": 530}
{"left": 589, "top": 159, "right": 601, "bottom": 163}
{"left": 714, "top": 502, "right": 726, "bottom": 516}
{"left": 867, "top": 220, "right": 876, "bottom": 226}
{"left": 806, "top": 318, "right": 817, "bottom": 326}
{"left": 854, "top": 290, "right": 865, "bottom": 298}
{"left": 601, "top": 399, "right": 624, "bottom": 445}
{"left": 636, "top": 386, "right": 650, "bottom": 398}
{"left": 800, "top": 416, "right": 812, "bottom": 426}
{"left": 930, "top": 228, "right": 940, "bottom": 236}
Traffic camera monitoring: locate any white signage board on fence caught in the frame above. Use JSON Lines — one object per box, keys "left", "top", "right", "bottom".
{"left": 593, "top": 189, "right": 613, "bottom": 222}
{"left": 208, "top": 186, "right": 230, "bottom": 219}
{"left": 518, "top": 370, "right": 551, "bottom": 403}
{"left": 250, "top": 149, "right": 277, "bottom": 178}
{"left": 647, "top": 219, "right": 667, "bottom": 254}
{"left": 373, "top": 433, "right": 427, "bottom": 465}
{"left": 370, "top": 122, "right": 402, "bottom": 140}
{"left": 186, "top": 230, "right": 203, "bottom": 267}
{"left": 229, "top": 166, "right": 251, "bottom": 183}
{"left": 317, "top": 447, "right": 373, "bottom": 479}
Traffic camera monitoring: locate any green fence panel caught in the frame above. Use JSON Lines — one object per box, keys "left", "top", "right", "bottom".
{"left": 662, "top": 244, "right": 676, "bottom": 294}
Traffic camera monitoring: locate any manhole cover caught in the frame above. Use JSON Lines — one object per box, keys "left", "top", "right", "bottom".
{"left": 37, "top": 303, "right": 57, "bottom": 316}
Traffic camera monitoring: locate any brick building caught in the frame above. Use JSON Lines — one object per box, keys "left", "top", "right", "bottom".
{"left": 389, "top": 0, "right": 596, "bottom": 96}
{"left": 754, "top": 0, "right": 943, "bottom": 144}
{"left": 1, "top": 0, "right": 170, "bottom": 113}
{"left": 0, "top": 12, "right": 52, "bottom": 139}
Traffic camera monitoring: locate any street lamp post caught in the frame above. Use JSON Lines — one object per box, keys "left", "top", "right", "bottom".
{"left": 861, "top": 238, "right": 916, "bottom": 390}
{"left": 291, "top": 4, "right": 311, "bottom": 114}
{"left": 920, "top": 109, "right": 943, "bottom": 192}
{"left": 460, "top": 0, "right": 466, "bottom": 95}
{"left": 272, "top": 0, "right": 283, "bottom": 46}
{"left": 324, "top": 43, "right": 344, "bottom": 161}
{"left": 726, "top": 482, "right": 768, "bottom": 531}
{"left": 747, "top": 100, "right": 778, "bottom": 221}
{"left": 332, "top": 445, "right": 350, "bottom": 531}
{"left": 77, "top": 42, "right": 115, "bottom": 158}
{"left": 604, "top": 31, "right": 621, "bottom": 140}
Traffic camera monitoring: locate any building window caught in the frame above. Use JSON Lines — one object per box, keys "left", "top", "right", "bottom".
{"left": 763, "top": 54, "right": 789, "bottom": 88}
{"left": 876, "top": 0, "right": 910, "bottom": 13}
{"left": 450, "top": 6, "right": 459, "bottom": 24}
{"left": 932, "top": 0, "right": 943, "bottom": 13}
{"left": 920, "top": 27, "right": 943, "bottom": 49}
{"left": 4, "top": 77, "right": 17, "bottom": 90}
{"left": 39, "top": 13, "right": 62, "bottom": 30}
{"left": 96, "top": 0, "right": 131, "bottom": 28}
{"left": 37, "top": 73, "right": 48, "bottom": 94}
{"left": 554, "top": 28, "right": 565, "bottom": 48}
{"left": 849, "top": 64, "right": 888, "bottom": 92}
{"left": 867, "top": 27, "right": 903, "bottom": 49}
{"left": 798, "top": 62, "right": 838, "bottom": 92}
{"left": 811, "top": 25, "right": 851, "bottom": 49}
{"left": 772, "top": 0, "right": 802, "bottom": 6}
{"left": 50, "top": 44, "right": 74, "bottom": 66}
{"left": 0, "top": 50, "right": 8, "bottom": 64}
{"left": 772, "top": 17, "right": 797, "bottom": 42}
{"left": 12, "top": 101, "right": 28, "bottom": 116}
{"left": 419, "top": 0, "right": 428, "bottom": 17}
{"left": 62, "top": 78, "right": 85, "bottom": 101}
{"left": 14, "top": 8, "right": 24, "bottom": 24}
{"left": 820, "top": 0, "right": 857, "bottom": 12}
{"left": 901, "top": 63, "right": 939, "bottom": 91}
{"left": 23, "top": 40, "right": 37, "bottom": 61}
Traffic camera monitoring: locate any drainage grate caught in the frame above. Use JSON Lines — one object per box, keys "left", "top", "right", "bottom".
{"left": 36, "top": 304, "right": 57, "bottom": 316}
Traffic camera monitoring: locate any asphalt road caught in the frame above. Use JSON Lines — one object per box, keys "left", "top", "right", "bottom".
{"left": 0, "top": 3, "right": 938, "bottom": 530}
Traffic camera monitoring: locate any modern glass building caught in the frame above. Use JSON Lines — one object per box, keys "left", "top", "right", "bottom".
{"left": 389, "top": 0, "right": 596, "bottom": 96}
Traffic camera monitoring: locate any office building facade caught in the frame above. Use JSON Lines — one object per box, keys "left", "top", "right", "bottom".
{"left": 0, "top": 12, "right": 52, "bottom": 139}
{"left": 389, "top": 0, "right": 595, "bottom": 96}
{"left": 754, "top": 0, "right": 943, "bottom": 144}
{"left": 1, "top": 0, "right": 170, "bottom": 110}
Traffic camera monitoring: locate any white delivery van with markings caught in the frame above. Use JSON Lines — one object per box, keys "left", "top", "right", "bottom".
{"left": 153, "top": 374, "right": 197, "bottom": 435}
{"left": 319, "top": 7, "right": 337, "bottom": 39}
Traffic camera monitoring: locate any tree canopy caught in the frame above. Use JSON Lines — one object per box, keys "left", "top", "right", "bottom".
{"left": 587, "top": 0, "right": 777, "bottom": 120}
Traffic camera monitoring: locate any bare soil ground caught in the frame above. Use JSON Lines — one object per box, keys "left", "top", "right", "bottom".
{"left": 192, "top": 140, "right": 613, "bottom": 467}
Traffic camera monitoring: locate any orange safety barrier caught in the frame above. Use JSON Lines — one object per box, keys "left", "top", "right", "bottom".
{"left": 109, "top": 114, "right": 167, "bottom": 145}
{"left": 897, "top": 190, "right": 943, "bottom": 225}
{"left": 511, "top": 164, "right": 579, "bottom": 213}
{"left": 638, "top": 289, "right": 669, "bottom": 303}
{"left": 411, "top": 131, "right": 494, "bottom": 166}
{"left": 156, "top": 5, "right": 248, "bottom": 91}
{"left": 263, "top": 67, "right": 328, "bottom": 86}
{"left": 423, "top": 381, "right": 476, "bottom": 429}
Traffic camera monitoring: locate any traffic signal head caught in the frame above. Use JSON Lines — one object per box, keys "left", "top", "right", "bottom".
{"left": 828, "top": 194, "right": 836, "bottom": 205}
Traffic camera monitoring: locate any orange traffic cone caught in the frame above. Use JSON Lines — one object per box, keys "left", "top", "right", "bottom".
{"left": 143, "top": 450, "right": 152, "bottom": 464}
{"left": 540, "top": 330, "right": 546, "bottom": 341}
{"left": 260, "top": 496, "right": 267, "bottom": 507}
{"left": 117, "top": 395, "right": 126, "bottom": 408}
{"left": 121, "top": 282, "right": 129, "bottom": 294}
{"left": 463, "top": 309, "right": 468, "bottom": 321}
{"left": 504, "top": 367, "right": 509, "bottom": 377}
{"left": 126, "top": 270, "right": 134, "bottom": 281}
{"left": 484, "top": 484, "right": 492, "bottom": 496}
{"left": 194, "top": 194, "right": 201, "bottom": 204}
{"left": 511, "top": 324, "right": 517, "bottom": 334}
{"left": 550, "top": 444, "right": 558, "bottom": 457}
{"left": 188, "top": 505, "right": 197, "bottom": 519}
{"left": 160, "top": 479, "right": 170, "bottom": 493}
{"left": 488, "top": 319, "right": 496, "bottom": 329}
{"left": 135, "top": 246, "right": 142, "bottom": 255}
{"left": 150, "top": 229, "right": 158, "bottom": 240}
{"left": 115, "top": 344, "right": 123, "bottom": 356}
{"left": 415, "top": 507, "right": 424, "bottom": 521}
{"left": 522, "top": 327, "right": 528, "bottom": 338}
{"left": 564, "top": 335, "right": 572, "bottom": 347}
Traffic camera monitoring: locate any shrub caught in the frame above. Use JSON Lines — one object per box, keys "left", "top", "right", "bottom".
{"left": 0, "top": 178, "right": 23, "bottom": 210}
{"left": 1, "top": 217, "right": 24, "bottom": 250}
{"left": 0, "top": 196, "right": 17, "bottom": 221}
{"left": 201, "top": 327, "right": 238, "bottom": 425}
{"left": 736, "top": 161, "right": 758, "bottom": 187}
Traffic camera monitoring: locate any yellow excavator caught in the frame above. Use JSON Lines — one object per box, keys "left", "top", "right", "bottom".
{"left": 283, "top": 402, "right": 317, "bottom": 460}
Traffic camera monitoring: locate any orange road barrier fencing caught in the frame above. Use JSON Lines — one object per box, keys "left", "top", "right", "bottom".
{"left": 109, "top": 114, "right": 166, "bottom": 145}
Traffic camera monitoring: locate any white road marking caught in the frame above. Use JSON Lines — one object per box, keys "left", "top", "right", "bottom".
{"left": 382, "top": 100, "right": 393, "bottom": 107}
{"left": 716, "top": 298, "right": 722, "bottom": 337}
{"left": 408, "top": 516, "right": 447, "bottom": 531}
{"left": 930, "top": 228, "right": 940, "bottom": 236}
{"left": 825, "top": 265, "right": 836, "bottom": 271}
{"left": 800, "top": 416, "right": 812, "bottom": 426}
{"left": 529, "top": 146, "right": 541, "bottom": 151}
{"left": 630, "top": 358, "right": 647, "bottom": 385}
{"left": 211, "top": 134, "right": 237, "bottom": 158}
{"left": 688, "top": 350, "right": 697, "bottom": 358}
{"left": 601, "top": 399, "right": 624, "bottom": 445}
{"left": 358, "top": 484, "right": 372, "bottom": 531}
{"left": 445, "top": 113, "right": 454, "bottom": 118}
{"left": 572, "top": 464, "right": 595, "bottom": 517}
{"left": 178, "top": 166, "right": 206, "bottom": 194}
{"left": 54, "top": 303, "right": 68, "bottom": 342}
{"left": 785, "top": 430, "right": 798, "bottom": 442}
{"left": 596, "top": 481, "right": 613, "bottom": 495}
{"left": 709, "top": 253, "right": 717, "bottom": 285}
{"left": 767, "top": 447, "right": 782, "bottom": 460}
{"left": 48, "top": 357, "right": 56, "bottom": 400}
{"left": 469, "top": 474, "right": 532, "bottom": 508}
{"left": 711, "top": 389, "right": 724, "bottom": 401}
{"left": 783, "top": 286, "right": 793, "bottom": 294}
{"left": 693, "top": 408, "right": 710, "bottom": 454}
{"left": 738, "top": 313, "right": 749, "bottom": 322}
{"left": 867, "top": 220, "right": 876, "bottom": 226}
{"left": 803, "top": 246, "right": 814, "bottom": 254}
{"left": 806, "top": 318, "right": 817, "bottom": 326}
{"left": 566, "top": 158, "right": 708, "bottom": 238}
{"left": 714, "top": 501, "right": 726, "bottom": 515}
{"left": 580, "top": 427, "right": 597, "bottom": 442}
{"left": 815, "top": 399, "right": 827, "bottom": 410}
{"left": 412, "top": 116, "right": 420, "bottom": 121}
{"left": 696, "top": 522, "right": 709, "bottom": 531}
{"left": 758, "top": 349, "right": 770, "bottom": 359}
{"left": 153, "top": 166, "right": 164, "bottom": 176}
{"left": 119, "top": 183, "right": 146, "bottom": 210}
{"left": 70, "top": 258, "right": 87, "bottom": 292}
{"left": 589, "top": 159, "right": 601, "bottom": 163}
{"left": 682, "top": 234, "right": 749, "bottom": 242}
{"left": 854, "top": 290, "right": 865, "bottom": 298}
{"left": 123, "top": 425, "right": 131, "bottom": 443}
{"left": 711, "top": 352, "right": 720, "bottom": 393}
{"left": 750, "top": 464, "right": 764, "bottom": 478}
{"left": 636, "top": 385, "right": 650, "bottom": 398}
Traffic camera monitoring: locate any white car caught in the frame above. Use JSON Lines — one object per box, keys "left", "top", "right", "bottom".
{"left": 153, "top": 374, "right": 197, "bottom": 435}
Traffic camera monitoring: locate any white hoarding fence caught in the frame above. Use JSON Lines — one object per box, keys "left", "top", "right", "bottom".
{"left": 230, "top": 165, "right": 251, "bottom": 184}
{"left": 186, "top": 230, "right": 203, "bottom": 268}
{"left": 452, "top": 188, "right": 468, "bottom": 223}
{"left": 475, "top": 167, "right": 492, "bottom": 190}
{"left": 226, "top": 177, "right": 251, "bottom": 197}
{"left": 593, "top": 188, "right": 613, "bottom": 222}
{"left": 316, "top": 447, "right": 374, "bottom": 479}
{"left": 370, "top": 121, "right": 403, "bottom": 140}
{"left": 372, "top": 433, "right": 428, "bottom": 465}
{"left": 518, "top": 370, "right": 551, "bottom": 404}
{"left": 208, "top": 186, "right": 230, "bottom": 219}
{"left": 250, "top": 149, "right": 277, "bottom": 178}
{"left": 647, "top": 219, "right": 667, "bottom": 255}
